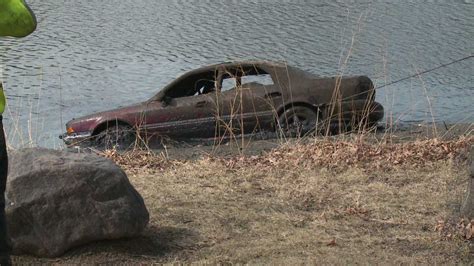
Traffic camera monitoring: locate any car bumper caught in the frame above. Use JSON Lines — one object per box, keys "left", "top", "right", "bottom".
{"left": 59, "top": 132, "right": 92, "bottom": 146}
{"left": 325, "top": 100, "right": 384, "bottom": 124}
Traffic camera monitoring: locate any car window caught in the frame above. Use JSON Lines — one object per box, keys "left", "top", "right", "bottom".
{"left": 221, "top": 73, "right": 274, "bottom": 92}
{"left": 219, "top": 66, "right": 273, "bottom": 92}
{"left": 193, "top": 78, "right": 216, "bottom": 95}
{"left": 164, "top": 71, "right": 218, "bottom": 99}
{"left": 241, "top": 74, "right": 274, "bottom": 86}
{"left": 221, "top": 77, "right": 237, "bottom": 92}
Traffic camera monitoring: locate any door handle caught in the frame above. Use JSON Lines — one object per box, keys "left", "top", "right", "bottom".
{"left": 195, "top": 101, "right": 207, "bottom": 108}
{"left": 264, "top": 92, "right": 282, "bottom": 99}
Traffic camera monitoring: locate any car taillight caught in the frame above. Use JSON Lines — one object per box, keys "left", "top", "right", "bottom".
{"left": 67, "top": 127, "right": 75, "bottom": 134}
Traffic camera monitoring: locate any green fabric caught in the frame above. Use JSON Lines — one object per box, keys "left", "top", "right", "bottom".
{"left": 0, "top": 88, "right": 4, "bottom": 114}
{"left": 0, "top": 0, "right": 36, "bottom": 38}
{"left": 0, "top": 0, "right": 36, "bottom": 114}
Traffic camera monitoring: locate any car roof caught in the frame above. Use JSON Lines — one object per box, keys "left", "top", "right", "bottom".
{"left": 152, "top": 60, "right": 305, "bottom": 101}
{"left": 186, "top": 60, "right": 290, "bottom": 74}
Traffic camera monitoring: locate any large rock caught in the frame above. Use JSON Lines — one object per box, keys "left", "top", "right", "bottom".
{"left": 6, "top": 148, "right": 149, "bottom": 257}
{"left": 461, "top": 146, "right": 474, "bottom": 218}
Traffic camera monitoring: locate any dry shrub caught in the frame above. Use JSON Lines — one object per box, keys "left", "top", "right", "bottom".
{"left": 100, "top": 136, "right": 473, "bottom": 173}
{"left": 100, "top": 148, "right": 170, "bottom": 173}
{"left": 215, "top": 136, "right": 473, "bottom": 171}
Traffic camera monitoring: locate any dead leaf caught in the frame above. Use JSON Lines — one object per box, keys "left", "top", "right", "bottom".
{"left": 327, "top": 238, "right": 337, "bottom": 246}
{"left": 466, "top": 222, "right": 473, "bottom": 240}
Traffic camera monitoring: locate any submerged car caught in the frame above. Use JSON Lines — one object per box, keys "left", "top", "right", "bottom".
{"left": 61, "top": 61, "right": 384, "bottom": 148}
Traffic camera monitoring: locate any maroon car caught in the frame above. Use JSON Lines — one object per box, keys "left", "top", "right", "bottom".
{"left": 60, "top": 61, "right": 384, "bottom": 148}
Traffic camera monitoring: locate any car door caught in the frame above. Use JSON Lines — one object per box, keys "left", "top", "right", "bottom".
{"left": 216, "top": 66, "right": 279, "bottom": 136}
{"left": 142, "top": 93, "right": 217, "bottom": 139}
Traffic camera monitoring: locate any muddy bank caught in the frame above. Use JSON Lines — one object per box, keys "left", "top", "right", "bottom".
{"left": 134, "top": 122, "right": 472, "bottom": 161}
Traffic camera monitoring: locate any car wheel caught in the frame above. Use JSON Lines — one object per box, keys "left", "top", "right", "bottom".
{"left": 95, "top": 124, "right": 135, "bottom": 150}
{"left": 277, "top": 106, "right": 321, "bottom": 137}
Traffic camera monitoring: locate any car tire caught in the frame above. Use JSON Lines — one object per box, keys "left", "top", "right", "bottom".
{"left": 277, "top": 106, "right": 321, "bottom": 137}
{"left": 95, "top": 124, "right": 135, "bottom": 150}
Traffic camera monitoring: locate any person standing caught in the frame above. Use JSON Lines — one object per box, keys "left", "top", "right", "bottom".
{"left": 0, "top": 83, "right": 10, "bottom": 265}
{"left": 0, "top": 84, "right": 9, "bottom": 265}
{"left": 0, "top": 0, "right": 37, "bottom": 264}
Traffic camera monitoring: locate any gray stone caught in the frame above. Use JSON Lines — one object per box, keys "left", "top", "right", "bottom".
{"left": 6, "top": 148, "right": 149, "bottom": 257}
{"left": 460, "top": 146, "right": 474, "bottom": 218}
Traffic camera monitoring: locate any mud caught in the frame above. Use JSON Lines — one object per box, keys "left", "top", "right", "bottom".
{"left": 76, "top": 122, "right": 472, "bottom": 161}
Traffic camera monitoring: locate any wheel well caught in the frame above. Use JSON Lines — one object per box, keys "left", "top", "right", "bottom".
{"left": 277, "top": 102, "right": 320, "bottom": 117}
{"left": 92, "top": 120, "right": 132, "bottom": 136}
{"left": 275, "top": 102, "right": 322, "bottom": 128}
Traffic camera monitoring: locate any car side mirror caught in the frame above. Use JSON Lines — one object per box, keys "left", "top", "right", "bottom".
{"left": 161, "top": 96, "right": 172, "bottom": 107}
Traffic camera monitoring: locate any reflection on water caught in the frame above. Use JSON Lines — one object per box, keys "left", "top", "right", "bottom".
{"left": 0, "top": 0, "right": 472, "bottom": 147}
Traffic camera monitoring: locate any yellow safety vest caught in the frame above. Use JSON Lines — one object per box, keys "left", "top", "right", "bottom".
{"left": 0, "top": 0, "right": 37, "bottom": 114}
{"left": 0, "top": 83, "right": 4, "bottom": 115}
{"left": 0, "top": 0, "right": 37, "bottom": 38}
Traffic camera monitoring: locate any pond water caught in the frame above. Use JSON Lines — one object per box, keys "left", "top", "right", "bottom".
{"left": 0, "top": 0, "right": 472, "bottom": 147}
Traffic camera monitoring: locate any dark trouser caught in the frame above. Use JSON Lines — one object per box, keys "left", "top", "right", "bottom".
{"left": 0, "top": 116, "right": 11, "bottom": 265}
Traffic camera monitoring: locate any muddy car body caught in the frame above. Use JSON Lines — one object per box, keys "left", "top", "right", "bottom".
{"left": 61, "top": 61, "right": 384, "bottom": 147}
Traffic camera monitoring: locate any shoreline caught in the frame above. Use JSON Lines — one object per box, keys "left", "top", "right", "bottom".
{"left": 121, "top": 121, "right": 473, "bottom": 161}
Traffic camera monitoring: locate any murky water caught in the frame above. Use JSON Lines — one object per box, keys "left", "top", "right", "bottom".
{"left": 0, "top": 0, "right": 472, "bottom": 147}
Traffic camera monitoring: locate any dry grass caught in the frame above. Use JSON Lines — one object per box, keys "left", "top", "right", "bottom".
{"left": 12, "top": 135, "right": 474, "bottom": 264}
{"left": 216, "top": 136, "right": 473, "bottom": 170}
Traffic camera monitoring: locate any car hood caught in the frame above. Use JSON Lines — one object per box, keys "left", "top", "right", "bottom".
{"left": 66, "top": 101, "right": 149, "bottom": 132}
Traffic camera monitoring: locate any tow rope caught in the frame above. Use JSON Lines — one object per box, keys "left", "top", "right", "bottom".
{"left": 377, "top": 54, "right": 473, "bottom": 89}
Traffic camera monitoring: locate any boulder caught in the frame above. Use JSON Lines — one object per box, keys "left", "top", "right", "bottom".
{"left": 461, "top": 146, "right": 474, "bottom": 218}
{"left": 6, "top": 148, "right": 149, "bottom": 257}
